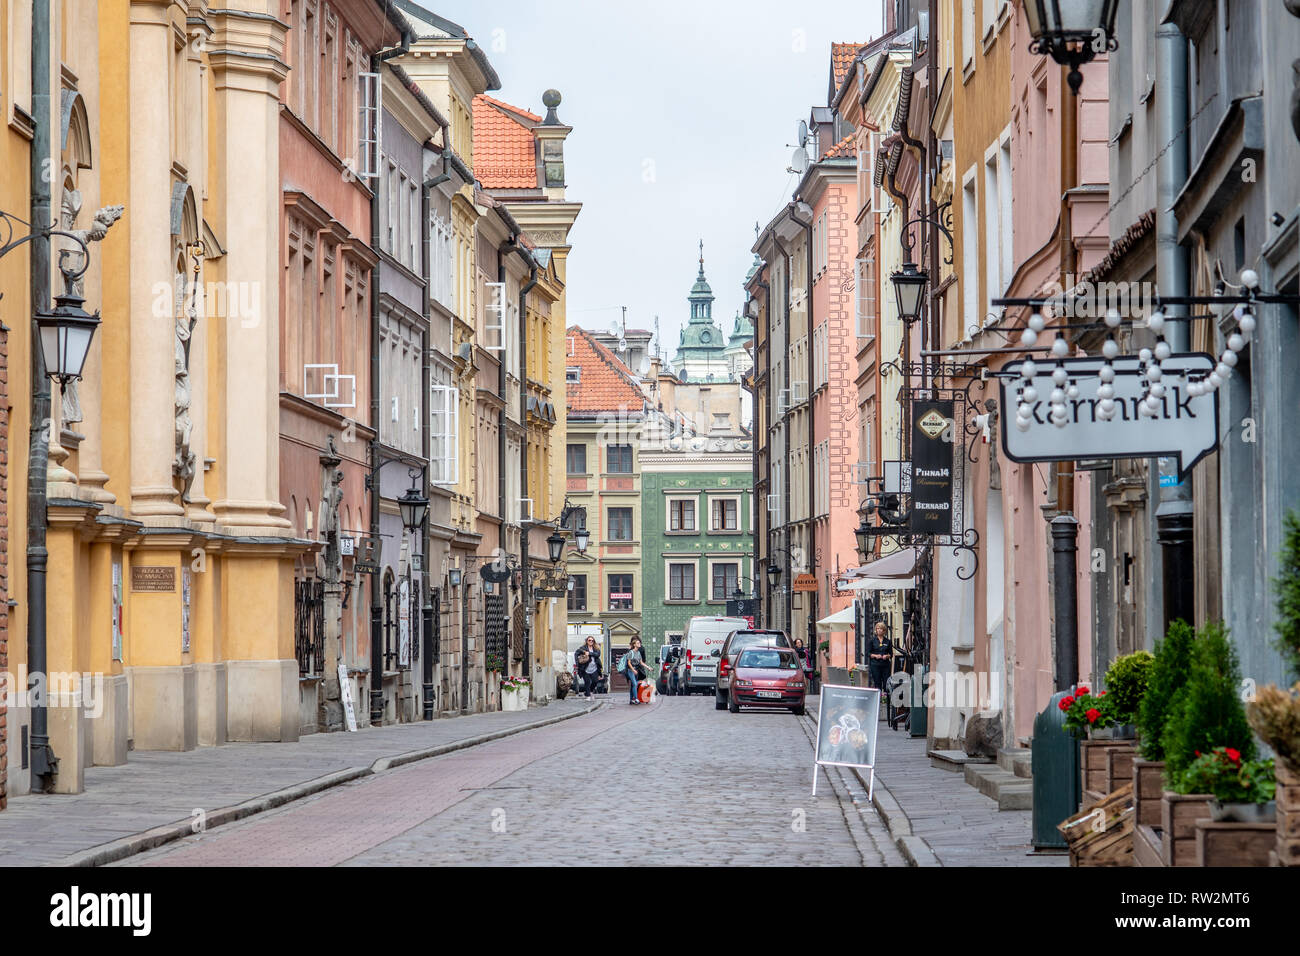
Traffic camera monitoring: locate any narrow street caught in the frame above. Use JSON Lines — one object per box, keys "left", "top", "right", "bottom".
{"left": 117, "top": 698, "right": 896, "bottom": 867}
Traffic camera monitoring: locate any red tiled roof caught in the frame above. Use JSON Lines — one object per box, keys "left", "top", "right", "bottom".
{"left": 822, "top": 132, "right": 856, "bottom": 160}
{"left": 472, "top": 94, "right": 539, "bottom": 189}
{"left": 564, "top": 327, "right": 646, "bottom": 415}
{"left": 831, "top": 41, "right": 867, "bottom": 91}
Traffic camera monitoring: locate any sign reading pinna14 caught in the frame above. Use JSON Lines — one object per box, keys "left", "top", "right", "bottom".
{"left": 999, "top": 353, "right": 1220, "bottom": 479}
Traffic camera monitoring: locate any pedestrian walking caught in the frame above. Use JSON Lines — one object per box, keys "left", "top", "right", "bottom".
{"left": 575, "top": 636, "right": 602, "bottom": 700}
{"left": 622, "top": 636, "right": 647, "bottom": 704}
{"left": 868, "top": 621, "right": 894, "bottom": 695}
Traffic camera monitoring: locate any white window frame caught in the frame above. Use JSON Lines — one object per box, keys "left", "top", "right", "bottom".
{"left": 707, "top": 559, "right": 741, "bottom": 603}
{"left": 708, "top": 494, "right": 741, "bottom": 532}
{"left": 666, "top": 494, "right": 698, "bottom": 532}
{"left": 484, "top": 280, "right": 506, "bottom": 351}
{"left": 665, "top": 560, "right": 698, "bottom": 602}
{"left": 855, "top": 255, "right": 877, "bottom": 340}
{"left": 429, "top": 382, "right": 459, "bottom": 485}
{"left": 357, "top": 70, "right": 380, "bottom": 180}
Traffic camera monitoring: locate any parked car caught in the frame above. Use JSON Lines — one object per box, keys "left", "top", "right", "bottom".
{"left": 727, "top": 646, "right": 807, "bottom": 715}
{"left": 680, "top": 616, "right": 748, "bottom": 696}
{"left": 715, "top": 629, "right": 792, "bottom": 709}
{"left": 656, "top": 645, "right": 683, "bottom": 695}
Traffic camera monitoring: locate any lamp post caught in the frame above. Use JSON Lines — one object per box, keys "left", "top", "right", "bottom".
{"left": 890, "top": 261, "right": 929, "bottom": 325}
{"left": 1023, "top": 0, "right": 1120, "bottom": 95}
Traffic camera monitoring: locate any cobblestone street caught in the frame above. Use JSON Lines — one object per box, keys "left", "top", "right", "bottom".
{"left": 120, "top": 695, "right": 898, "bottom": 867}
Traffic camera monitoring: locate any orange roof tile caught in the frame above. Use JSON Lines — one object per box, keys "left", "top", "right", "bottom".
{"left": 472, "top": 94, "right": 539, "bottom": 189}
{"left": 831, "top": 41, "right": 867, "bottom": 92}
{"left": 564, "top": 327, "right": 646, "bottom": 416}
{"left": 822, "top": 132, "right": 856, "bottom": 160}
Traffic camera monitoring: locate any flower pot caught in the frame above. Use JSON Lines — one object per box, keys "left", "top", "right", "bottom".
{"left": 1080, "top": 739, "right": 1134, "bottom": 802}
{"left": 501, "top": 689, "right": 521, "bottom": 712}
{"left": 1133, "top": 760, "right": 1165, "bottom": 829}
{"left": 1209, "top": 800, "right": 1276, "bottom": 823}
{"left": 1160, "top": 791, "right": 1214, "bottom": 866}
{"left": 1194, "top": 819, "right": 1276, "bottom": 866}
{"left": 520, "top": 686, "right": 530, "bottom": 708}
{"left": 1104, "top": 741, "right": 1139, "bottom": 793}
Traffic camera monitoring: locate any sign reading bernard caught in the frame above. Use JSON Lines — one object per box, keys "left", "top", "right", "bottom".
{"left": 1000, "top": 353, "right": 1220, "bottom": 480}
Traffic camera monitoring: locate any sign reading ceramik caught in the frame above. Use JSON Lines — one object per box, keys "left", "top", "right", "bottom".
{"left": 49, "top": 886, "right": 151, "bottom": 936}
{"left": 909, "top": 399, "right": 956, "bottom": 535}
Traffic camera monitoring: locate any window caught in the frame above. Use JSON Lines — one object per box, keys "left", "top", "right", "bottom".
{"left": 711, "top": 563, "right": 739, "bottom": 601}
{"left": 669, "top": 498, "right": 696, "bottom": 532}
{"left": 568, "top": 574, "right": 587, "bottom": 612}
{"left": 566, "top": 443, "right": 586, "bottom": 474}
{"left": 608, "top": 507, "right": 634, "bottom": 541}
{"left": 357, "top": 70, "right": 379, "bottom": 180}
{"left": 563, "top": 507, "right": 587, "bottom": 532}
{"left": 855, "top": 255, "right": 876, "bottom": 340}
{"left": 608, "top": 574, "right": 633, "bottom": 611}
{"left": 962, "top": 168, "right": 978, "bottom": 330}
{"left": 668, "top": 563, "right": 696, "bottom": 601}
{"left": 429, "top": 212, "right": 454, "bottom": 311}
{"left": 430, "top": 380, "right": 459, "bottom": 484}
{"left": 962, "top": 0, "right": 975, "bottom": 70}
{"left": 566, "top": 366, "right": 580, "bottom": 384}
{"left": 711, "top": 497, "right": 739, "bottom": 531}
{"left": 607, "top": 443, "right": 633, "bottom": 474}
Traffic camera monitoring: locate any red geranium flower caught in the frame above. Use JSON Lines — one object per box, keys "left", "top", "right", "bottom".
{"left": 1076, "top": 685, "right": 1090, "bottom": 696}
{"left": 1225, "top": 748, "right": 1241, "bottom": 764}
{"left": 1194, "top": 750, "right": 1201, "bottom": 757}
{"left": 1059, "top": 696, "right": 1075, "bottom": 711}
{"left": 1086, "top": 708, "right": 1101, "bottom": 724}
{"left": 1099, "top": 690, "right": 1107, "bottom": 695}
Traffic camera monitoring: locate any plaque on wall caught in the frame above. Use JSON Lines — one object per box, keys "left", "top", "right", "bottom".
{"left": 131, "top": 566, "right": 176, "bottom": 592}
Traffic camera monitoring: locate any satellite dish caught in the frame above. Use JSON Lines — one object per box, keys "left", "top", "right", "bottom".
{"left": 797, "top": 119, "right": 809, "bottom": 148}
{"left": 790, "top": 147, "right": 808, "bottom": 175}
{"left": 618, "top": 337, "right": 628, "bottom": 353}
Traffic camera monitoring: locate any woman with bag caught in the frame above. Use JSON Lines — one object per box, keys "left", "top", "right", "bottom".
{"left": 622, "top": 637, "right": 647, "bottom": 704}
{"left": 575, "top": 635, "right": 602, "bottom": 700}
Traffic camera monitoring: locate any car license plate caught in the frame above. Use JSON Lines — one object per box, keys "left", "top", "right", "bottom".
{"left": 757, "top": 690, "right": 782, "bottom": 699}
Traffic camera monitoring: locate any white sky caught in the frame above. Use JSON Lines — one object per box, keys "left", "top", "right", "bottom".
{"left": 421, "top": 0, "right": 885, "bottom": 356}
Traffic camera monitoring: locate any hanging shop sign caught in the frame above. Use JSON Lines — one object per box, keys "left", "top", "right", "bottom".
{"left": 354, "top": 535, "right": 380, "bottom": 574}
{"left": 909, "top": 399, "right": 956, "bottom": 536}
{"left": 792, "top": 573, "right": 818, "bottom": 593}
{"left": 999, "top": 354, "right": 1219, "bottom": 479}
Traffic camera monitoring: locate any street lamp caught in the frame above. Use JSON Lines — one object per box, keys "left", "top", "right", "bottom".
{"left": 891, "top": 260, "right": 929, "bottom": 324}
{"left": 448, "top": 566, "right": 462, "bottom": 588}
{"left": 35, "top": 280, "right": 100, "bottom": 389}
{"left": 854, "top": 514, "right": 872, "bottom": 562}
{"left": 766, "top": 562, "right": 782, "bottom": 589}
{"left": 573, "top": 525, "right": 590, "bottom": 554}
{"left": 397, "top": 475, "right": 429, "bottom": 533}
{"left": 1023, "top": 0, "right": 1120, "bottom": 95}
{"left": 546, "top": 529, "right": 566, "bottom": 564}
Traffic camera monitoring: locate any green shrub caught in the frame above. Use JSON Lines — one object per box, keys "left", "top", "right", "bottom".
{"left": 1273, "top": 510, "right": 1300, "bottom": 679}
{"left": 1137, "top": 619, "right": 1195, "bottom": 761}
{"left": 1177, "top": 748, "right": 1275, "bottom": 804}
{"left": 1105, "top": 650, "right": 1155, "bottom": 724}
{"left": 1163, "top": 620, "right": 1256, "bottom": 784}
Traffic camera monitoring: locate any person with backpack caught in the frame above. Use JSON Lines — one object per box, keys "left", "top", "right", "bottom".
{"left": 575, "top": 635, "right": 602, "bottom": 700}
{"left": 621, "top": 637, "right": 647, "bottom": 704}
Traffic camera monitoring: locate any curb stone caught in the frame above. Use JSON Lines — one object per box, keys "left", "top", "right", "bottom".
{"left": 53, "top": 701, "right": 603, "bottom": 868}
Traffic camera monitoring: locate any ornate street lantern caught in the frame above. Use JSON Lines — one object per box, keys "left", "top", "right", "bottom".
{"left": 573, "top": 526, "right": 590, "bottom": 554}
{"left": 35, "top": 285, "right": 100, "bottom": 389}
{"left": 448, "top": 567, "right": 462, "bottom": 588}
{"left": 397, "top": 478, "right": 429, "bottom": 533}
{"left": 1023, "top": 0, "right": 1120, "bottom": 94}
{"left": 854, "top": 515, "right": 872, "bottom": 562}
{"left": 890, "top": 261, "right": 929, "bottom": 323}
{"left": 766, "top": 562, "right": 782, "bottom": 588}
{"left": 546, "top": 529, "right": 566, "bottom": 564}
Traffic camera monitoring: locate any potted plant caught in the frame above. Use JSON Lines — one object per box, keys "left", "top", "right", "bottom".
{"left": 1060, "top": 685, "right": 1116, "bottom": 738}
{"left": 1178, "top": 748, "right": 1276, "bottom": 822}
{"left": 1247, "top": 682, "right": 1300, "bottom": 867}
{"left": 486, "top": 653, "right": 505, "bottom": 675}
{"left": 1133, "top": 620, "right": 1196, "bottom": 832}
{"left": 1104, "top": 651, "right": 1153, "bottom": 737}
{"left": 500, "top": 675, "right": 526, "bottom": 712}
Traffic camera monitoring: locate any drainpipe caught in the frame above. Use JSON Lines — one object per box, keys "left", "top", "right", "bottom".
{"left": 1051, "top": 60, "right": 1081, "bottom": 691}
{"left": 367, "top": 53, "right": 384, "bottom": 725}
{"left": 1154, "top": 20, "right": 1194, "bottom": 630}
{"left": 754, "top": 277, "right": 770, "bottom": 628}
{"left": 516, "top": 249, "right": 538, "bottom": 685}
{"left": 420, "top": 165, "right": 449, "bottom": 721}
{"left": 27, "top": 0, "right": 56, "bottom": 789}
{"left": 774, "top": 235, "right": 793, "bottom": 638}
{"left": 798, "top": 207, "right": 817, "bottom": 660}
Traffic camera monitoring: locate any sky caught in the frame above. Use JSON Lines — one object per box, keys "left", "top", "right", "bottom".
{"left": 421, "top": 0, "right": 885, "bottom": 362}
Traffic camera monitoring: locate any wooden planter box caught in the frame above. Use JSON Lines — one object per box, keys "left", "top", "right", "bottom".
{"left": 1106, "top": 742, "right": 1138, "bottom": 792}
{"left": 1195, "top": 820, "right": 1275, "bottom": 866}
{"left": 1081, "top": 740, "right": 1135, "bottom": 807}
{"left": 1277, "top": 762, "right": 1300, "bottom": 867}
{"left": 1161, "top": 791, "right": 1214, "bottom": 867}
{"left": 1134, "top": 760, "right": 1165, "bottom": 829}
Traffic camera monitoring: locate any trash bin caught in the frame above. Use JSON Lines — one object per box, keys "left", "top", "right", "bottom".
{"left": 1032, "top": 688, "right": 1082, "bottom": 850}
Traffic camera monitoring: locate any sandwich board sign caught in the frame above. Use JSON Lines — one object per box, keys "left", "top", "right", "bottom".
{"left": 999, "top": 353, "right": 1220, "bottom": 479}
{"left": 812, "top": 684, "right": 881, "bottom": 797}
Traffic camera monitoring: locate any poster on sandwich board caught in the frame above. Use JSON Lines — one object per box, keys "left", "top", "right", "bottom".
{"left": 812, "top": 684, "right": 881, "bottom": 798}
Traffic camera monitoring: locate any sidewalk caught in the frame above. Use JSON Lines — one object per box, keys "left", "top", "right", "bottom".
{"left": 0, "top": 697, "right": 599, "bottom": 867}
{"left": 808, "top": 697, "right": 1066, "bottom": 867}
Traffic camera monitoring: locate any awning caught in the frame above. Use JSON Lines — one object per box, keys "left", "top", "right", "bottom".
{"left": 836, "top": 546, "right": 922, "bottom": 591}
{"left": 815, "top": 605, "right": 857, "bottom": 633}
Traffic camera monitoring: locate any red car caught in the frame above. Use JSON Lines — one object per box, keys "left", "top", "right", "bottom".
{"left": 727, "top": 646, "right": 806, "bottom": 715}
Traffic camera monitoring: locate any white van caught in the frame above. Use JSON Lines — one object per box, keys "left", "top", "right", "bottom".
{"left": 680, "top": 616, "right": 748, "bottom": 695}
